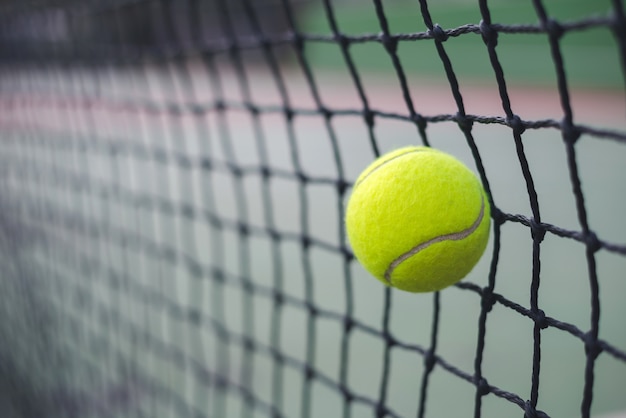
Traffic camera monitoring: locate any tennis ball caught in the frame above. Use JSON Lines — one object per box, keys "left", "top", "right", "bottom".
{"left": 346, "top": 146, "right": 490, "bottom": 293}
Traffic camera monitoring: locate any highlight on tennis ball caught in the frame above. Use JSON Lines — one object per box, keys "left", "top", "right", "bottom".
{"left": 346, "top": 146, "right": 491, "bottom": 293}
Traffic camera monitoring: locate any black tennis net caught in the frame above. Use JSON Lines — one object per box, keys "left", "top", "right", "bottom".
{"left": 1, "top": 0, "right": 626, "bottom": 417}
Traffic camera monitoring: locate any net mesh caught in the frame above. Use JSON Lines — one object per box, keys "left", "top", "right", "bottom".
{"left": 1, "top": 0, "right": 626, "bottom": 417}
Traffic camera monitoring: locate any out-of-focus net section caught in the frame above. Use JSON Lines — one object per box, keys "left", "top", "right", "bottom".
{"left": 1, "top": 1, "right": 626, "bottom": 418}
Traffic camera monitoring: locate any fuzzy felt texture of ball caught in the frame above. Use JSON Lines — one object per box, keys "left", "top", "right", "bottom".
{"left": 346, "top": 146, "right": 491, "bottom": 292}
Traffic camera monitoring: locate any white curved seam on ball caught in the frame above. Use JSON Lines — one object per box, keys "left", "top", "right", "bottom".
{"left": 384, "top": 192, "right": 486, "bottom": 284}
{"left": 353, "top": 148, "right": 428, "bottom": 189}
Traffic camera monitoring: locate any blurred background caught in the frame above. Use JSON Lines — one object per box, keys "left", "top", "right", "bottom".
{"left": 0, "top": 0, "right": 625, "bottom": 417}
{"left": 1, "top": 0, "right": 622, "bottom": 88}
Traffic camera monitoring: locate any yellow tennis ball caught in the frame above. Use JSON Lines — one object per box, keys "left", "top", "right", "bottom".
{"left": 346, "top": 146, "right": 490, "bottom": 293}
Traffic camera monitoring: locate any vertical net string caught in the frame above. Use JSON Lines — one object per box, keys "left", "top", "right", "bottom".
{"left": 478, "top": 2, "right": 546, "bottom": 416}
{"left": 531, "top": 2, "right": 601, "bottom": 417}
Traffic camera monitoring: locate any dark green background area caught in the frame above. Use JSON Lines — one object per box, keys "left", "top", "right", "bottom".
{"left": 300, "top": 0, "right": 623, "bottom": 89}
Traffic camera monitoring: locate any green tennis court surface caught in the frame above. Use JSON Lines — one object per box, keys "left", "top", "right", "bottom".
{"left": 302, "top": 0, "right": 623, "bottom": 88}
